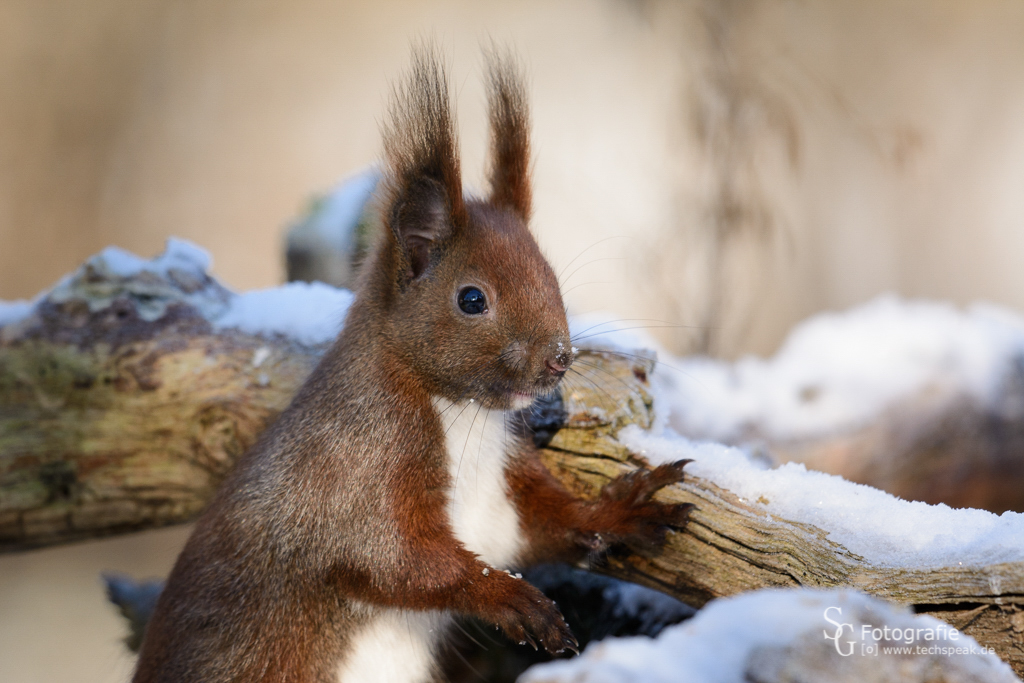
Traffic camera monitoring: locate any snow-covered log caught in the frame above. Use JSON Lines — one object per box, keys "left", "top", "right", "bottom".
{"left": 654, "top": 296, "right": 1024, "bottom": 512}
{"left": 521, "top": 589, "right": 1020, "bottom": 683}
{"left": 0, "top": 240, "right": 352, "bottom": 548}
{"left": 1, "top": 241, "right": 1023, "bottom": 673}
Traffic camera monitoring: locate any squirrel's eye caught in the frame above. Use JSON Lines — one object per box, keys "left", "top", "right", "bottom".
{"left": 458, "top": 287, "right": 488, "bottom": 315}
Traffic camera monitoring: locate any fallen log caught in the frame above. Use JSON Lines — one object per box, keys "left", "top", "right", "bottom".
{"left": 653, "top": 297, "right": 1024, "bottom": 513}
{"left": 1, "top": 242, "right": 1022, "bottom": 673}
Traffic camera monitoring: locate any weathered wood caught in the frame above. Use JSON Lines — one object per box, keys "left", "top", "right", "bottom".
{"left": 1, "top": 255, "right": 1022, "bottom": 672}
{"left": 0, "top": 330, "right": 319, "bottom": 548}
{"left": 539, "top": 354, "right": 1024, "bottom": 672}
{"left": 0, "top": 251, "right": 325, "bottom": 549}
{"left": 765, "top": 387, "right": 1024, "bottom": 513}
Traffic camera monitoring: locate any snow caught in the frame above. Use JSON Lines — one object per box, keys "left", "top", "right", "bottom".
{"left": 294, "top": 167, "right": 380, "bottom": 246}
{"left": 212, "top": 282, "right": 352, "bottom": 346}
{"left": 651, "top": 296, "right": 1024, "bottom": 443}
{"left": 96, "top": 238, "right": 213, "bottom": 278}
{"left": 621, "top": 426, "right": 1024, "bottom": 568}
{"left": 563, "top": 299, "right": 1024, "bottom": 568}
{"left": 285, "top": 168, "right": 381, "bottom": 288}
{"left": 520, "top": 588, "right": 1017, "bottom": 683}
{"left": 0, "top": 299, "right": 33, "bottom": 328}
{"left": 0, "top": 238, "right": 352, "bottom": 345}
{"left": 571, "top": 297, "right": 1024, "bottom": 443}
{"left": 603, "top": 580, "right": 695, "bottom": 629}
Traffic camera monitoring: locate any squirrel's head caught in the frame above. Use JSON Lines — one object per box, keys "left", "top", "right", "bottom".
{"left": 361, "top": 46, "right": 571, "bottom": 410}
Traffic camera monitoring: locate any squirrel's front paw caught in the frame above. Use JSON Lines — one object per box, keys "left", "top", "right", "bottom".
{"left": 492, "top": 578, "right": 578, "bottom": 655}
{"left": 590, "top": 459, "right": 694, "bottom": 551}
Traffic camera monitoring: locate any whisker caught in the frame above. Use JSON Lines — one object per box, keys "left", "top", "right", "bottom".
{"left": 555, "top": 235, "right": 628, "bottom": 283}
{"left": 570, "top": 317, "right": 708, "bottom": 339}
{"left": 470, "top": 619, "right": 504, "bottom": 647}
{"left": 444, "top": 623, "right": 488, "bottom": 682}
{"left": 571, "top": 323, "right": 710, "bottom": 343}
{"left": 450, "top": 402, "right": 485, "bottom": 520}
{"left": 475, "top": 408, "right": 490, "bottom": 493}
{"left": 560, "top": 280, "right": 610, "bottom": 298}
{"left": 566, "top": 366, "right": 633, "bottom": 418}
{"left": 452, "top": 617, "right": 488, "bottom": 651}
{"left": 582, "top": 348, "right": 712, "bottom": 395}
{"left": 559, "top": 257, "right": 626, "bottom": 289}
{"left": 572, "top": 358, "right": 650, "bottom": 409}
{"left": 437, "top": 386, "right": 476, "bottom": 418}
{"left": 443, "top": 397, "right": 477, "bottom": 436}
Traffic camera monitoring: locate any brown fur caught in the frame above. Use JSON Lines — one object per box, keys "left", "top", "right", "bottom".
{"left": 485, "top": 47, "right": 532, "bottom": 220}
{"left": 133, "top": 45, "right": 690, "bottom": 683}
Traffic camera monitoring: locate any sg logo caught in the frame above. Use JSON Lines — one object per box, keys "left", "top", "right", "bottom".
{"left": 823, "top": 606, "right": 855, "bottom": 656}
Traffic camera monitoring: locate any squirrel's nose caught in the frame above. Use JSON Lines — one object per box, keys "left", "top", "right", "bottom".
{"left": 545, "top": 358, "right": 567, "bottom": 377}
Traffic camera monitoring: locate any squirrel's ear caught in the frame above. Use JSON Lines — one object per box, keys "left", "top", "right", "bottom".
{"left": 382, "top": 43, "right": 466, "bottom": 283}
{"left": 389, "top": 176, "right": 450, "bottom": 281}
{"left": 485, "top": 49, "right": 531, "bottom": 221}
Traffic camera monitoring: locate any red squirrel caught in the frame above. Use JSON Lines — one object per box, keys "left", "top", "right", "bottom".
{"left": 133, "top": 46, "right": 692, "bottom": 683}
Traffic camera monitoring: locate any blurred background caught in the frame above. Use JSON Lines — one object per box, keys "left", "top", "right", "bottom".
{"left": 2, "top": 0, "right": 1024, "bottom": 681}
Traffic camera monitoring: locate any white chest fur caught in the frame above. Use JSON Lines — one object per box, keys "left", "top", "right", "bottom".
{"left": 434, "top": 398, "right": 525, "bottom": 569}
{"left": 336, "top": 402, "right": 525, "bottom": 683}
{"left": 336, "top": 607, "right": 448, "bottom": 683}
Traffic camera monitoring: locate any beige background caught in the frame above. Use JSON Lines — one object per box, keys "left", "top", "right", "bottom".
{"left": 3, "top": 1, "right": 1024, "bottom": 681}
{"left": 2, "top": 0, "right": 1023, "bottom": 358}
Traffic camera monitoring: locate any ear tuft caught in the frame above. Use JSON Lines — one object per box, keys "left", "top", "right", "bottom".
{"left": 381, "top": 42, "right": 465, "bottom": 283}
{"left": 485, "top": 47, "right": 532, "bottom": 221}
{"left": 391, "top": 177, "right": 448, "bottom": 280}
